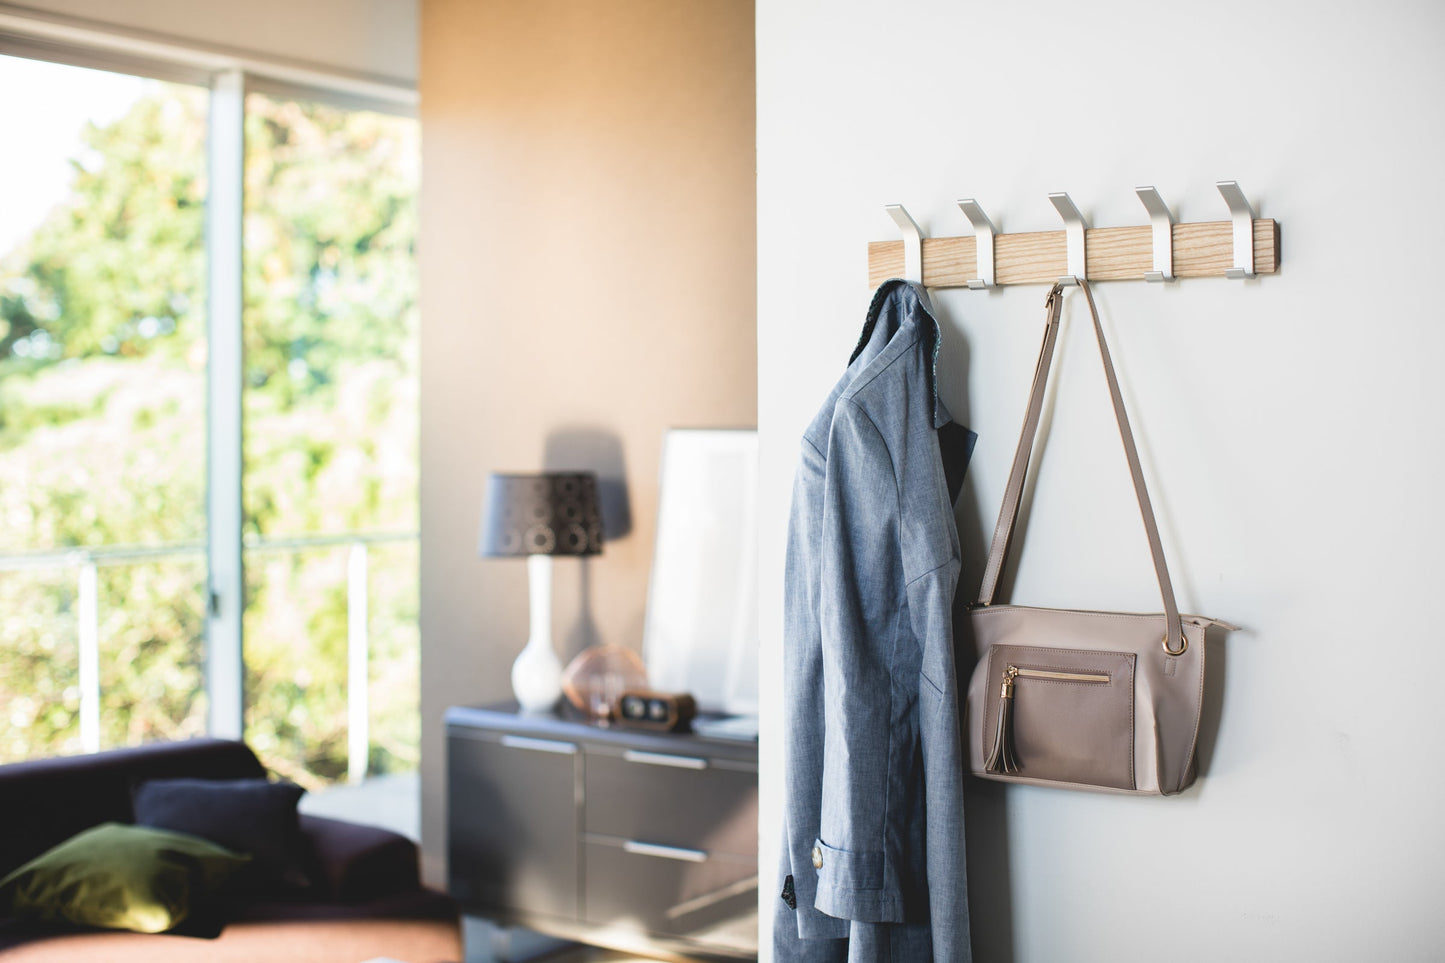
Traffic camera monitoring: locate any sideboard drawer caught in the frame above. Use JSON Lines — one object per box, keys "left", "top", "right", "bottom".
{"left": 448, "top": 731, "right": 580, "bottom": 921}
{"left": 584, "top": 747, "right": 757, "bottom": 857}
{"left": 582, "top": 837, "right": 757, "bottom": 954}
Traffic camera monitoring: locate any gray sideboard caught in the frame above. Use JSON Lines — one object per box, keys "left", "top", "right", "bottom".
{"left": 445, "top": 703, "right": 759, "bottom": 959}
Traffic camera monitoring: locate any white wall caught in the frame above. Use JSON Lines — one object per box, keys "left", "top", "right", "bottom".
{"left": 756, "top": 1, "right": 1445, "bottom": 959}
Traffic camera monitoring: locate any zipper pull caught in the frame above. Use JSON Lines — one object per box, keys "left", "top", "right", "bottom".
{"left": 985, "top": 666, "right": 1021, "bottom": 775}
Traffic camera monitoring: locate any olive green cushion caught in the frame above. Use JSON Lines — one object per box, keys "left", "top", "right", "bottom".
{"left": 0, "top": 822, "right": 250, "bottom": 934}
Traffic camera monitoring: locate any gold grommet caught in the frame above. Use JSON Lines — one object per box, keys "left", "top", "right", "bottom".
{"left": 1162, "top": 634, "right": 1188, "bottom": 656}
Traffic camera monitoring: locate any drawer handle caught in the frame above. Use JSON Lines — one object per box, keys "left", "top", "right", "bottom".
{"left": 500, "top": 735, "right": 577, "bottom": 755}
{"left": 623, "top": 840, "right": 708, "bottom": 863}
{"left": 622, "top": 750, "right": 707, "bottom": 770}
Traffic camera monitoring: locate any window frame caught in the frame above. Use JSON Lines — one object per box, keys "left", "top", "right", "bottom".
{"left": 0, "top": 10, "right": 417, "bottom": 753}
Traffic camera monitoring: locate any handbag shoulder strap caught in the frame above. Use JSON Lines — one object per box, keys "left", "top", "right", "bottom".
{"left": 975, "top": 280, "right": 1185, "bottom": 655}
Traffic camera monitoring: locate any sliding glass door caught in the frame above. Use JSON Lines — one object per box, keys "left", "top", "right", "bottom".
{"left": 0, "top": 53, "right": 419, "bottom": 789}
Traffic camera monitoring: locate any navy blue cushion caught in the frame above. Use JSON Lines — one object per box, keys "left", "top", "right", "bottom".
{"left": 131, "top": 778, "right": 311, "bottom": 893}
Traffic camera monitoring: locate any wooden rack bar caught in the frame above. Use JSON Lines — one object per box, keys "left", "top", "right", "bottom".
{"left": 867, "top": 218, "right": 1279, "bottom": 289}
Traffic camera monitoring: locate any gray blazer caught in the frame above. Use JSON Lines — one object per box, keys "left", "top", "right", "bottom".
{"left": 775, "top": 280, "right": 974, "bottom": 962}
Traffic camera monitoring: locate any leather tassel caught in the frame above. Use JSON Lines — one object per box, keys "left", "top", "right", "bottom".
{"left": 985, "top": 669, "right": 1021, "bottom": 774}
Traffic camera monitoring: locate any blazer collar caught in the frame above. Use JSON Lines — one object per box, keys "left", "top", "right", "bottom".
{"left": 848, "top": 279, "right": 951, "bottom": 429}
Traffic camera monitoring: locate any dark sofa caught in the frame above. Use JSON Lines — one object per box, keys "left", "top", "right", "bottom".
{"left": 0, "top": 738, "right": 460, "bottom": 962}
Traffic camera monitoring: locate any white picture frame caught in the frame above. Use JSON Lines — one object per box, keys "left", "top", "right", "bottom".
{"left": 641, "top": 428, "right": 758, "bottom": 716}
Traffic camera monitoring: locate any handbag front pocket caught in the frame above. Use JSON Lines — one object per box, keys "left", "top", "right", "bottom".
{"left": 980, "top": 644, "right": 1137, "bottom": 790}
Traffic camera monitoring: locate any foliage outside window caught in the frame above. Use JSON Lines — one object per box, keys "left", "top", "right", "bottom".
{"left": 241, "top": 92, "right": 420, "bottom": 786}
{"left": 0, "top": 72, "right": 210, "bottom": 760}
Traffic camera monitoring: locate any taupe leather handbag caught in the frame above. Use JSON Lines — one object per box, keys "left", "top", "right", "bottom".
{"left": 965, "top": 279, "right": 1231, "bottom": 795}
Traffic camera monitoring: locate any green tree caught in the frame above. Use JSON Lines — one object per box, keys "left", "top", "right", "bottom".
{"left": 0, "top": 92, "right": 206, "bottom": 376}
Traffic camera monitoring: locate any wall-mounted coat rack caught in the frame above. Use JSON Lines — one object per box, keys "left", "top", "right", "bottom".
{"left": 870, "top": 181, "right": 1279, "bottom": 289}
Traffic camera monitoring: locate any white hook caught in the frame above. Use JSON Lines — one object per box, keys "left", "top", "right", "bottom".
{"left": 884, "top": 205, "right": 924, "bottom": 284}
{"left": 1216, "top": 181, "right": 1256, "bottom": 279}
{"left": 1048, "top": 192, "right": 1088, "bottom": 285}
{"left": 1135, "top": 186, "right": 1174, "bottom": 283}
{"left": 956, "top": 198, "right": 997, "bottom": 289}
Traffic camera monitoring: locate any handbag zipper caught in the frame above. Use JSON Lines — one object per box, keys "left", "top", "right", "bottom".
{"left": 1009, "top": 666, "right": 1111, "bottom": 684}
{"left": 985, "top": 664, "right": 1111, "bottom": 775}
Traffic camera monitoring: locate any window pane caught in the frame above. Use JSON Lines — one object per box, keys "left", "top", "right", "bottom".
{"left": 240, "top": 92, "right": 419, "bottom": 787}
{"left": 244, "top": 545, "right": 351, "bottom": 787}
{"left": 97, "top": 557, "right": 208, "bottom": 747}
{"left": 0, "top": 56, "right": 208, "bottom": 761}
{"left": 0, "top": 568, "right": 80, "bottom": 761}
{"left": 366, "top": 539, "right": 420, "bottom": 776}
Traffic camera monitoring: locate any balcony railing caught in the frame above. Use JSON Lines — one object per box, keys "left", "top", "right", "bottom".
{"left": 0, "top": 530, "right": 417, "bottom": 783}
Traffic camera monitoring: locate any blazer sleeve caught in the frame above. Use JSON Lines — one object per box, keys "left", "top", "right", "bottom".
{"left": 812, "top": 398, "right": 906, "bottom": 924}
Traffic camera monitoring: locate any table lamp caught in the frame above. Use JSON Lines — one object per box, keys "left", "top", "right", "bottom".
{"left": 479, "top": 472, "right": 603, "bottom": 712}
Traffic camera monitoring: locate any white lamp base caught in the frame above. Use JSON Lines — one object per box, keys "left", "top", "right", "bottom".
{"left": 512, "top": 554, "right": 562, "bottom": 712}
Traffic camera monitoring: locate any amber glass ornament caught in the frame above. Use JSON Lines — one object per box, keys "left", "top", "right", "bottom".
{"left": 560, "top": 645, "right": 648, "bottom": 723}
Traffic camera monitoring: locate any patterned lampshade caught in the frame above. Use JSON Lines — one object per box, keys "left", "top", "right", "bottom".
{"left": 478, "top": 472, "right": 604, "bottom": 557}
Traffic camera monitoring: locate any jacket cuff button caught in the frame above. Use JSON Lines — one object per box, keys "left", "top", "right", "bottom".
{"left": 811, "top": 845, "right": 823, "bottom": 869}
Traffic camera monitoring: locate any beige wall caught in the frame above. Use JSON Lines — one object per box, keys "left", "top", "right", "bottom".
{"left": 418, "top": 0, "right": 756, "bottom": 883}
